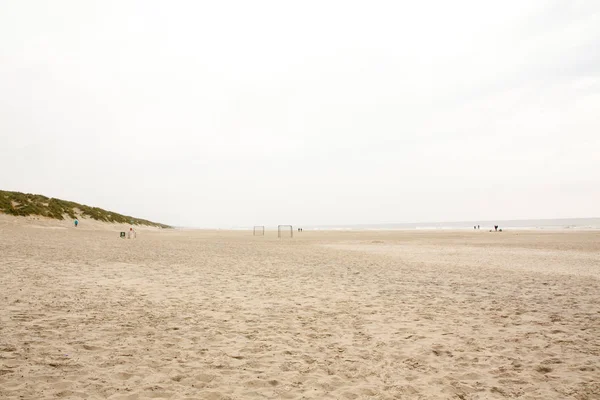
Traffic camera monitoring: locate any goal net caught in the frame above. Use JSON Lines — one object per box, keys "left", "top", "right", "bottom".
{"left": 278, "top": 225, "right": 293, "bottom": 238}
{"left": 253, "top": 226, "right": 265, "bottom": 236}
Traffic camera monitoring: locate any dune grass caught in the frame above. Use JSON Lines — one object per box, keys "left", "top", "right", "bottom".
{"left": 0, "top": 190, "right": 170, "bottom": 228}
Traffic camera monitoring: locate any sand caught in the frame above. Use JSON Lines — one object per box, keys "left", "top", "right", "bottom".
{"left": 1, "top": 217, "right": 599, "bottom": 399}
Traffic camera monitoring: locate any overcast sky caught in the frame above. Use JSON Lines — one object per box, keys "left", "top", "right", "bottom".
{"left": 1, "top": 1, "right": 599, "bottom": 227}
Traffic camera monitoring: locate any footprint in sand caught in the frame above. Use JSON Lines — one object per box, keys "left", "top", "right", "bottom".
{"left": 82, "top": 344, "right": 103, "bottom": 351}
{"left": 195, "top": 373, "right": 216, "bottom": 384}
{"left": 115, "top": 372, "right": 134, "bottom": 380}
{"left": 54, "top": 390, "right": 87, "bottom": 398}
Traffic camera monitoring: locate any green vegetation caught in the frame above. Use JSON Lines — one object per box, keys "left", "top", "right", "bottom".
{"left": 0, "top": 190, "right": 171, "bottom": 228}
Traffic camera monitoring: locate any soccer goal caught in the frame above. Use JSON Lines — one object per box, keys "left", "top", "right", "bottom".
{"left": 253, "top": 226, "right": 265, "bottom": 236}
{"left": 278, "top": 225, "right": 293, "bottom": 238}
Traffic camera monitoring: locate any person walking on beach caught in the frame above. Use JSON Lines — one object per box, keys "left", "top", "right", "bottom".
{"left": 74, "top": 219, "right": 79, "bottom": 227}
{"left": 128, "top": 227, "right": 136, "bottom": 239}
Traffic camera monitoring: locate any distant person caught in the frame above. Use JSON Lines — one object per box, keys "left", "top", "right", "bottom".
{"left": 74, "top": 219, "right": 79, "bottom": 227}
{"left": 478, "top": 225, "right": 480, "bottom": 229}
{"left": 494, "top": 225, "right": 498, "bottom": 231}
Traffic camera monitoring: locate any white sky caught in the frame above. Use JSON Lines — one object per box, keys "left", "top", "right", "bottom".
{"left": 1, "top": 0, "right": 599, "bottom": 227}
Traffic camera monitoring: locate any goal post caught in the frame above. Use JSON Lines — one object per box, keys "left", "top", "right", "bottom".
{"left": 278, "top": 225, "right": 293, "bottom": 238}
{"left": 253, "top": 226, "right": 265, "bottom": 236}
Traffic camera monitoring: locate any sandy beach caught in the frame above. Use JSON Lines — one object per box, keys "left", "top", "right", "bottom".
{"left": 1, "top": 217, "right": 599, "bottom": 399}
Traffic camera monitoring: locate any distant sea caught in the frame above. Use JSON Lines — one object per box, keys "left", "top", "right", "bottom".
{"left": 307, "top": 218, "right": 600, "bottom": 231}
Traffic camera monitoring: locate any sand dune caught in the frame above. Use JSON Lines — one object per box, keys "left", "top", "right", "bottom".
{"left": 0, "top": 220, "right": 599, "bottom": 399}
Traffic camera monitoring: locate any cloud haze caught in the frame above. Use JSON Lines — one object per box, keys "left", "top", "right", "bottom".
{"left": 1, "top": 0, "right": 599, "bottom": 227}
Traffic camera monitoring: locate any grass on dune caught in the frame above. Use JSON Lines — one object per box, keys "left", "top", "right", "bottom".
{"left": 0, "top": 190, "right": 171, "bottom": 228}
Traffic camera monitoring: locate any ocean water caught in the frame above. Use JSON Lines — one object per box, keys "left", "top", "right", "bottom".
{"left": 308, "top": 218, "right": 600, "bottom": 231}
